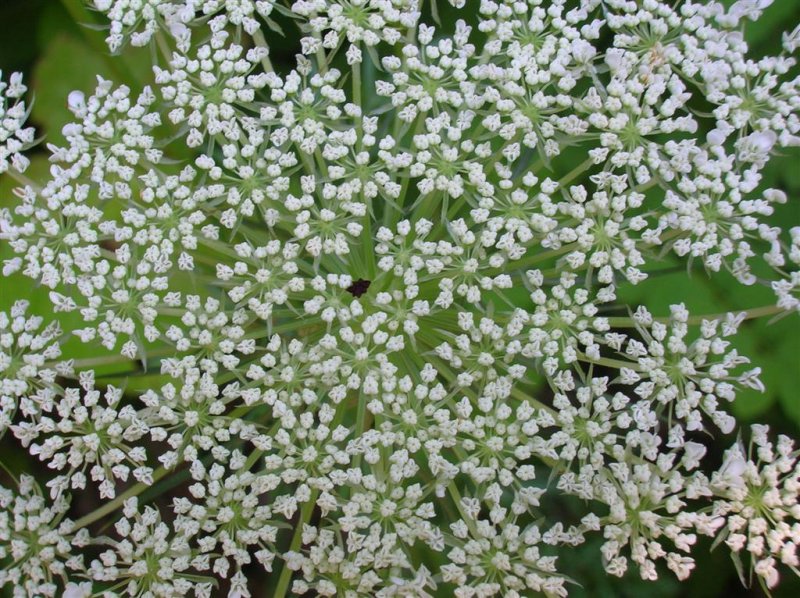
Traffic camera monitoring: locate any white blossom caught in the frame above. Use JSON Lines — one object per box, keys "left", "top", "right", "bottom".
{"left": 0, "top": 0, "right": 799, "bottom": 595}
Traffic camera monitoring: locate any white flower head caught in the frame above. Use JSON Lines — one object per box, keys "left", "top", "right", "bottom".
{"left": 0, "top": 1, "right": 799, "bottom": 595}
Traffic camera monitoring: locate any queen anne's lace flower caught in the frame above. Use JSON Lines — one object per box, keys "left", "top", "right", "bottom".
{"left": 0, "top": 301, "right": 65, "bottom": 435}
{"left": 711, "top": 426, "right": 800, "bottom": 589}
{"left": 1, "top": 1, "right": 800, "bottom": 596}
{"left": 0, "top": 475, "right": 83, "bottom": 596}
{"left": 0, "top": 72, "right": 35, "bottom": 175}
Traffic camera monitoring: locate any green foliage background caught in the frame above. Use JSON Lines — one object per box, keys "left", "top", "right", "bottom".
{"left": 0, "top": 1, "right": 799, "bottom": 596}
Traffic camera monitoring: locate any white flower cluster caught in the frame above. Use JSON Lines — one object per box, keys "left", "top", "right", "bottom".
{"left": 92, "top": 0, "right": 278, "bottom": 51}
{"left": 1, "top": 0, "right": 800, "bottom": 596}
{"left": 0, "top": 72, "right": 35, "bottom": 175}
{"left": 711, "top": 425, "right": 800, "bottom": 589}
{"left": 0, "top": 474, "right": 83, "bottom": 596}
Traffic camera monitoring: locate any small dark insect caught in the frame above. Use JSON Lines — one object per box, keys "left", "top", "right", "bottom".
{"left": 99, "top": 239, "right": 121, "bottom": 252}
{"left": 346, "top": 278, "right": 371, "bottom": 298}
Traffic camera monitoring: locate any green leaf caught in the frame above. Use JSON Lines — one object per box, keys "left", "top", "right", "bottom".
{"left": 729, "top": 550, "right": 748, "bottom": 588}
{"left": 31, "top": 33, "right": 113, "bottom": 145}
{"left": 30, "top": 26, "right": 152, "bottom": 147}
{"left": 615, "top": 266, "right": 720, "bottom": 318}
{"left": 36, "top": 1, "right": 85, "bottom": 50}
{"left": 0, "top": 0, "right": 47, "bottom": 74}
{"left": 744, "top": 1, "right": 800, "bottom": 55}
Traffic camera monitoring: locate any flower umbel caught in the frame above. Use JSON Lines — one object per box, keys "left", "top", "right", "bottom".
{"left": 1, "top": 0, "right": 800, "bottom": 596}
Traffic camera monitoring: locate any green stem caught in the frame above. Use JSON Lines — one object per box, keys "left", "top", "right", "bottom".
{"left": 576, "top": 352, "right": 644, "bottom": 372}
{"left": 486, "top": 243, "right": 575, "bottom": 276}
{"left": 311, "top": 12, "right": 328, "bottom": 76}
{"left": 605, "top": 303, "right": 787, "bottom": 328}
{"left": 557, "top": 157, "right": 595, "bottom": 188}
{"left": 154, "top": 31, "right": 173, "bottom": 63}
{"left": 387, "top": 115, "right": 426, "bottom": 227}
{"left": 351, "top": 49, "right": 377, "bottom": 276}
{"left": 72, "top": 466, "right": 170, "bottom": 529}
{"left": 273, "top": 490, "right": 319, "bottom": 598}
{"left": 447, "top": 482, "right": 480, "bottom": 537}
{"left": 49, "top": 349, "right": 172, "bottom": 370}
{"left": 352, "top": 47, "right": 362, "bottom": 112}
{"left": 4, "top": 169, "right": 40, "bottom": 190}
{"left": 251, "top": 29, "right": 275, "bottom": 72}
{"left": 0, "top": 459, "right": 20, "bottom": 485}
{"left": 314, "top": 148, "right": 329, "bottom": 179}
